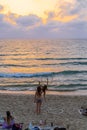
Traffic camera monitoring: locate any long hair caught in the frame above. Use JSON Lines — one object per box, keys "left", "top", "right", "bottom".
{"left": 37, "top": 86, "right": 42, "bottom": 96}
{"left": 42, "top": 85, "right": 47, "bottom": 93}
{"left": 6, "top": 111, "right": 12, "bottom": 124}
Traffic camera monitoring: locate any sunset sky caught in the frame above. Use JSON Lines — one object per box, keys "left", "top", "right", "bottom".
{"left": 0, "top": 0, "right": 87, "bottom": 39}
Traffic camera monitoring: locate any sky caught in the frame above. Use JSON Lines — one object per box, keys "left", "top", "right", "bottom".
{"left": 0, "top": 0, "right": 87, "bottom": 39}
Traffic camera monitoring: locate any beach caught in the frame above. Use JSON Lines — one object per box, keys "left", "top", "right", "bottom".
{"left": 0, "top": 90, "right": 87, "bottom": 130}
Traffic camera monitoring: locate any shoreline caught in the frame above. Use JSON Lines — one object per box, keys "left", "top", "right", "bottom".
{"left": 0, "top": 89, "right": 87, "bottom": 96}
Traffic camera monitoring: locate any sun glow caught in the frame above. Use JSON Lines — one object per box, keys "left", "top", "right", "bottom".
{"left": 0, "top": 0, "right": 57, "bottom": 18}
{"left": 0, "top": 0, "right": 77, "bottom": 24}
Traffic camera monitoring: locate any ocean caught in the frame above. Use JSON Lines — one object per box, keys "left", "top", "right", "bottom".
{"left": 0, "top": 39, "right": 87, "bottom": 91}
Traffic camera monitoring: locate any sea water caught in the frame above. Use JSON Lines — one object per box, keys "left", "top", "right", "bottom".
{"left": 0, "top": 39, "right": 87, "bottom": 91}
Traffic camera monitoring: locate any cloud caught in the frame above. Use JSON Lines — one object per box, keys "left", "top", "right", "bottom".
{"left": 3, "top": 13, "right": 18, "bottom": 25}
{"left": 70, "top": 0, "right": 87, "bottom": 18}
{"left": 0, "top": 14, "right": 10, "bottom": 29}
{"left": 16, "top": 15, "right": 42, "bottom": 27}
{"left": 0, "top": 9, "right": 43, "bottom": 38}
{"left": 25, "top": 17, "right": 87, "bottom": 39}
{"left": 0, "top": 5, "right": 4, "bottom": 13}
{"left": 0, "top": 1, "right": 87, "bottom": 39}
{"left": 0, "top": 12, "right": 3, "bottom": 20}
{"left": 0, "top": 5, "right": 3, "bottom": 10}
{"left": 45, "top": 0, "right": 87, "bottom": 23}
{"left": 43, "top": 1, "right": 77, "bottom": 23}
{"left": 0, "top": 13, "right": 87, "bottom": 39}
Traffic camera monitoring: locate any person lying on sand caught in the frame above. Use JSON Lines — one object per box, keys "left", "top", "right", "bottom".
{"left": 79, "top": 107, "right": 87, "bottom": 116}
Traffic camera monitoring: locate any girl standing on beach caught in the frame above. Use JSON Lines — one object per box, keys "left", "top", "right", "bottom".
{"left": 34, "top": 85, "right": 42, "bottom": 114}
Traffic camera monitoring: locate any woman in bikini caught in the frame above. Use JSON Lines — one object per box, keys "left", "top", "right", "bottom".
{"left": 34, "top": 85, "right": 42, "bottom": 114}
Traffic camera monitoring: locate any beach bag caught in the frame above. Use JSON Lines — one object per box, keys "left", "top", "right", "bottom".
{"left": 12, "top": 123, "right": 23, "bottom": 130}
{"left": 33, "top": 126, "right": 40, "bottom": 130}
{"left": 54, "top": 127, "right": 66, "bottom": 130}
{"left": 58, "top": 128, "right": 66, "bottom": 130}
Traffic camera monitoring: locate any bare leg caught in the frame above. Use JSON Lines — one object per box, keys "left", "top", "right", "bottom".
{"left": 36, "top": 103, "right": 40, "bottom": 114}
{"left": 38, "top": 102, "right": 42, "bottom": 114}
{"left": 36, "top": 103, "right": 38, "bottom": 114}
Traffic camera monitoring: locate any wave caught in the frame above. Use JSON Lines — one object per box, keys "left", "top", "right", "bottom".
{"left": 1, "top": 57, "right": 86, "bottom": 60}
{"left": 0, "top": 61, "right": 87, "bottom": 68}
{"left": 0, "top": 53, "right": 29, "bottom": 56}
{"left": 60, "top": 61, "right": 87, "bottom": 65}
{"left": 35, "top": 57, "right": 87, "bottom": 60}
{"left": 0, "top": 64, "right": 27, "bottom": 67}
{"left": 53, "top": 83, "right": 87, "bottom": 91}
{"left": 58, "top": 70, "right": 87, "bottom": 75}
{"left": 0, "top": 72, "right": 53, "bottom": 78}
{"left": 58, "top": 83, "right": 87, "bottom": 88}
{"left": 0, "top": 83, "right": 87, "bottom": 91}
{"left": 0, "top": 70, "right": 87, "bottom": 78}
{"left": 0, "top": 64, "right": 38, "bottom": 68}
{"left": 43, "top": 61, "right": 87, "bottom": 66}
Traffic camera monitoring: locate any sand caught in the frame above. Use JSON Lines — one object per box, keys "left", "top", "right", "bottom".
{"left": 0, "top": 90, "right": 87, "bottom": 130}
